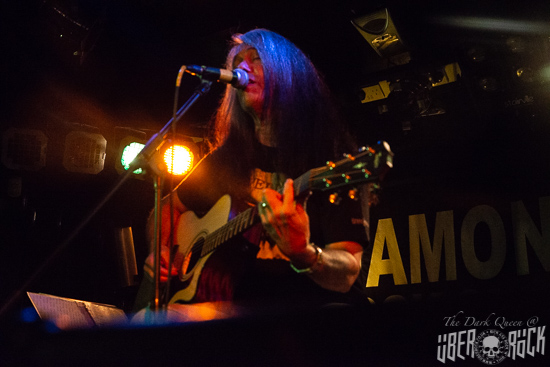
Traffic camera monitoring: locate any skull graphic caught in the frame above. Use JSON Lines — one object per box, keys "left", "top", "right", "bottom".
{"left": 482, "top": 335, "right": 500, "bottom": 358}
{"left": 475, "top": 329, "right": 509, "bottom": 364}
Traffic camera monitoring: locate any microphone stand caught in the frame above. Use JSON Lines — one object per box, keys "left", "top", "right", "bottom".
{"left": 0, "top": 77, "right": 213, "bottom": 321}
{"left": 128, "top": 78, "right": 214, "bottom": 313}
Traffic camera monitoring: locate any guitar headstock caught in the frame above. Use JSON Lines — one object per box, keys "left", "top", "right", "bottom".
{"left": 307, "top": 141, "right": 393, "bottom": 192}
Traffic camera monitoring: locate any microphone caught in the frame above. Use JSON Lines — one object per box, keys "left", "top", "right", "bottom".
{"left": 184, "top": 65, "right": 249, "bottom": 89}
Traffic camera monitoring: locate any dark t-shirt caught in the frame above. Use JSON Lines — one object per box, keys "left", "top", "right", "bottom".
{"left": 175, "top": 145, "right": 370, "bottom": 306}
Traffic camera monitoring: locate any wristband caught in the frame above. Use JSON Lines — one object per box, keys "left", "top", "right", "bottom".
{"left": 290, "top": 243, "right": 323, "bottom": 274}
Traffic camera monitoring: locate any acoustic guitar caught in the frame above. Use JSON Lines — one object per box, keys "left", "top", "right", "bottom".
{"left": 169, "top": 141, "right": 393, "bottom": 303}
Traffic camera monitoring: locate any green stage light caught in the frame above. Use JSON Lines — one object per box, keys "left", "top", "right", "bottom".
{"left": 121, "top": 141, "right": 146, "bottom": 174}
{"left": 115, "top": 134, "right": 147, "bottom": 177}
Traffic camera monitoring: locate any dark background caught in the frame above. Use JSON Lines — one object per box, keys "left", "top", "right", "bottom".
{"left": 1, "top": 0, "right": 550, "bottom": 365}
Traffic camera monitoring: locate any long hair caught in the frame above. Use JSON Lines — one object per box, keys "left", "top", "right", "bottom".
{"left": 209, "top": 29, "right": 354, "bottom": 180}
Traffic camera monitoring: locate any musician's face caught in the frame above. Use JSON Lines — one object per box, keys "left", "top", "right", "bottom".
{"left": 233, "top": 47, "right": 264, "bottom": 117}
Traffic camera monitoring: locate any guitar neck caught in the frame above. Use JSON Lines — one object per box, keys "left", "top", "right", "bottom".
{"left": 292, "top": 169, "right": 315, "bottom": 198}
{"left": 201, "top": 171, "right": 316, "bottom": 257}
{"left": 201, "top": 206, "right": 258, "bottom": 256}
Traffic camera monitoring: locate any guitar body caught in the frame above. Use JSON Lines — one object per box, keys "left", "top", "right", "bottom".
{"left": 169, "top": 195, "right": 232, "bottom": 303}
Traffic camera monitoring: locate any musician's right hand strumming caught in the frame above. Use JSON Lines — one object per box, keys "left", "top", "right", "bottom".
{"left": 144, "top": 246, "right": 179, "bottom": 283}
{"left": 144, "top": 192, "right": 186, "bottom": 282}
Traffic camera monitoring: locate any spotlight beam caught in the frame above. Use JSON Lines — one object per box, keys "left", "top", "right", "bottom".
{"left": 431, "top": 16, "right": 550, "bottom": 35}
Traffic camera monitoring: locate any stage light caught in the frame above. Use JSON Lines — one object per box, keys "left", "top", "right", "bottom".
{"left": 63, "top": 131, "right": 106, "bottom": 174}
{"left": 116, "top": 132, "right": 201, "bottom": 177}
{"left": 351, "top": 8, "right": 409, "bottom": 64}
{"left": 115, "top": 134, "right": 147, "bottom": 176}
{"left": 164, "top": 143, "right": 194, "bottom": 176}
{"left": 1, "top": 128, "right": 48, "bottom": 171}
{"left": 160, "top": 135, "right": 201, "bottom": 177}
{"left": 121, "top": 142, "right": 146, "bottom": 172}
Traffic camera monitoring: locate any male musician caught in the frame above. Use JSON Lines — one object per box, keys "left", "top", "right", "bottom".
{"left": 137, "top": 29, "right": 370, "bottom": 310}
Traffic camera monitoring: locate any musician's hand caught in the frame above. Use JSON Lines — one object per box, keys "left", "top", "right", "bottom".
{"left": 259, "top": 180, "right": 363, "bottom": 291}
{"left": 258, "top": 179, "right": 314, "bottom": 263}
{"left": 144, "top": 246, "right": 179, "bottom": 282}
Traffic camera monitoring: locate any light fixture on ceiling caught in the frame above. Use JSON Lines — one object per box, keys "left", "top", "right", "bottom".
{"left": 352, "top": 8, "right": 409, "bottom": 64}
{"left": 63, "top": 130, "right": 106, "bottom": 174}
{"left": 1, "top": 128, "right": 48, "bottom": 171}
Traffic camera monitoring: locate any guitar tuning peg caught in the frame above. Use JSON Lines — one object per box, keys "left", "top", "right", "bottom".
{"left": 329, "top": 192, "right": 341, "bottom": 205}
{"left": 358, "top": 146, "right": 376, "bottom": 154}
